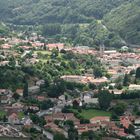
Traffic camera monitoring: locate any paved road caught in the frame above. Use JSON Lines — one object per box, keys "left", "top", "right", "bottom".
{"left": 33, "top": 125, "right": 53, "bottom": 140}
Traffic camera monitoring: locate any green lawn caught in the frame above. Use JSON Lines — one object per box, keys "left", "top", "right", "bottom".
{"left": 79, "top": 109, "right": 111, "bottom": 119}
{"left": 18, "top": 112, "right": 25, "bottom": 119}
{"left": 35, "top": 50, "right": 51, "bottom": 55}
{"left": 0, "top": 111, "right": 6, "bottom": 117}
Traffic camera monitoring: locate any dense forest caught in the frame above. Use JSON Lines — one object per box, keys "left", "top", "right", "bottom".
{"left": 0, "top": 0, "right": 139, "bottom": 46}
{"left": 104, "top": 0, "right": 140, "bottom": 45}
{"left": 0, "top": 0, "right": 128, "bottom": 24}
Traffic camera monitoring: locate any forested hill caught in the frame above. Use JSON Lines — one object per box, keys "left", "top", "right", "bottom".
{"left": 104, "top": 0, "right": 140, "bottom": 45}
{"left": 0, "top": 0, "right": 128, "bottom": 24}
{"left": 0, "top": 0, "right": 139, "bottom": 45}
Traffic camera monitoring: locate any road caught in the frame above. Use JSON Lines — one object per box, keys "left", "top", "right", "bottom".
{"left": 33, "top": 124, "right": 53, "bottom": 140}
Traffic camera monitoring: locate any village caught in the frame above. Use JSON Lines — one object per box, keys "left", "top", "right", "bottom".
{"left": 1, "top": 33, "right": 140, "bottom": 140}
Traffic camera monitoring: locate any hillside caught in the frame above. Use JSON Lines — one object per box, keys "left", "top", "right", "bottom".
{"left": 0, "top": 0, "right": 139, "bottom": 46}
{"left": 104, "top": 0, "right": 140, "bottom": 45}
{"left": 0, "top": 0, "right": 128, "bottom": 24}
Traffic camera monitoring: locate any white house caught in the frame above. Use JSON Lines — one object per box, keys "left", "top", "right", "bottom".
{"left": 129, "top": 84, "right": 140, "bottom": 90}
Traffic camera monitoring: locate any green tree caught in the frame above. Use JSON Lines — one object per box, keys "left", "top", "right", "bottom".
{"left": 89, "top": 83, "right": 97, "bottom": 90}
{"left": 127, "top": 124, "right": 135, "bottom": 135}
{"left": 42, "top": 24, "right": 61, "bottom": 36}
{"left": 30, "top": 114, "right": 39, "bottom": 124}
{"left": 93, "top": 67, "right": 103, "bottom": 78}
{"left": 123, "top": 74, "right": 130, "bottom": 86}
{"left": 12, "top": 93, "right": 20, "bottom": 100}
{"left": 3, "top": 115, "right": 7, "bottom": 122}
{"left": 54, "top": 133, "right": 66, "bottom": 140}
{"left": 68, "top": 127, "right": 78, "bottom": 140}
{"left": 98, "top": 90, "right": 112, "bottom": 110}
{"left": 40, "top": 100, "right": 54, "bottom": 110}
{"left": 136, "top": 67, "right": 140, "bottom": 79}
{"left": 112, "top": 103, "right": 126, "bottom": 116}
{"left": 51, "top": 48, "right": 59, "bottom": 58}
{"left": 23, "top": 81, "right": 28, "bottom": 98}
{"left": 111, "top": 112, "right": 118, "bottom": 120}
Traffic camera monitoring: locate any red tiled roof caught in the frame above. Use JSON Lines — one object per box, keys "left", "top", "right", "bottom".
{"left": 90, "top": 116, "right": 110, "bottom": 122}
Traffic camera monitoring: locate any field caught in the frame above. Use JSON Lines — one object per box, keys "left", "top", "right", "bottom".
{"left": 0, "top": 111, "right": 6, "bottom": 118}
{"left": 34, "top": 50, "right": 51, "bottom": 55}
{"left": 79, "top": 109, "right": 111, "bottom": 119}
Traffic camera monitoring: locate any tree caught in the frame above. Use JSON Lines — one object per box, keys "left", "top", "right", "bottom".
{"left": 89, "top": 83, "right": 97, "bottom": 90}
{"left": 81, "top": 131, "right": 100, "bottom": 140}
{"left": 3, "top": 115, "right": 7, "bottom": 122}
{"left": 98, "top": 90, "right": 112, "bottom": 110}
{"left": 115, "top": 83, "right": 123, "bottom": 90}
{"left": 93, "top": 67, "right": 103, "bottom": 78}
{"left": 68, "top": 127, "right": 78, "bottom": 140}
{"left": 51, "top": 48, "right": 59, "bottom": 58}
{"left": 12, "top": 93, "right": 20, "bottom": 100}
{"left": 64, "top": 120, "right": 74, "bottom": 129}
{"left": 127, "top": 124, "right": 135, "bottom": 134}
{"left": 23, "top": 81, "right": 28, "bottom": 98}
{"left": 72, "top": 100, "right": 79, "bottom": 109}
{"left": 111, "top": 112, "right": 118, "bottom": 120}
{"left": 80, "top": 119, "right": 90, "bottom": 124}
{"left": 133, "top": 104, "right": 139, "bottom": 113}
{"left": 136, "top": 67, "right": 140, "bottom": 79}
{"left": 123, "top": 74, "right": 130, "bottom": 86}
{"left": 30, "top": 114, "right": 39, "bottom": 124}
{"left": 42, "top": 24, "right": 61, "bottom": 36}
{"left": 48, "top": 80, "right": 66, "bottom": 98}
{"left": 112, "top": 103, "right": 126, "bottom": 116}
{"left": 40, "top": 100, "right": 54, "bottom": 110}
{"left": 54, "top": 133, "right": 66, "bottom": 140}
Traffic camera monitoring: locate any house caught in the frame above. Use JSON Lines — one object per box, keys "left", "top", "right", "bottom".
{"left": 1, "top": 44, "right": 12, "bottom": 49}
{"left": 126, "top": 135, "right": 135, "bottom": 139}
{"left": 27, "top": 106, "right": 39, "bottom": 112}
{"left": 47, "top": 43, "right": 64, "bottom": 51}
{"left": 59, "top": 95, "right": 65, "bottom": 102}
{"left": 101, "top": 121, "right": 128, "bottom": 137}
{"left": 0, "top": 124, "right": 28, "bottom": 138}
{"left": 120, "top": 115, "right": 135, "bottom": 129}
{"left": 135, "top": 129, "right": 140, "bottom": 137}
{"left": 36, "top": 80, "right": 45, "bottom": 86}
{"left": 36, "top": 96, "right": 45, "bottom": 101}
{"left": 12, "top": 102, "right": 24, "bottom": 109}
{"left": 83, "top": 97, "right": 98, "bottom": 104}
{"left": 90, "top": 116, "right": 110, "bottom": 124}
{"left": 45, "top": 113, "right": 80, "bottom": 125}
{"left": 61, "top": 75, "right": 108, "bottom": 85}
{"left": 21, "top": 117, "right": 33, "bottom": 128}
{"left": 101, "top": 121, "right": 116, "bottom": 129}
{"left": 109, "top": 90, "right": 123, "bottom": 95}
{"left": 104, "top": 50, "right": 117, "bottom": 55}
{"left": 134, "top": 117, "right": 140, "bottom": 125}
{"left": 75, "top": 123, "right": 100, "bottom": 134}
{"left": 0, "top": 61, "right": 9, "bottom": 66}
{"left": 16, "top": 89, "right": 23, "bottom": 96}
{"left": 44, "top": 122, "right": 67, "bottom": 136}
{"left": 121, "top": 46, "right": 128, "bottom": 52}
{"left": 129, "top": 84, "right": 140, "bottom": 90}
{"left": 28, "top": 86, "right": 40, "bottom": 94}
{"left": 1, "top": 96, "right": 10, "bottom": 104}
{"left": 0, "top": 89, "right": 10, "bottom": 95}
{"left": 8, "top": 113, "right": 20, "bottom": 124}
